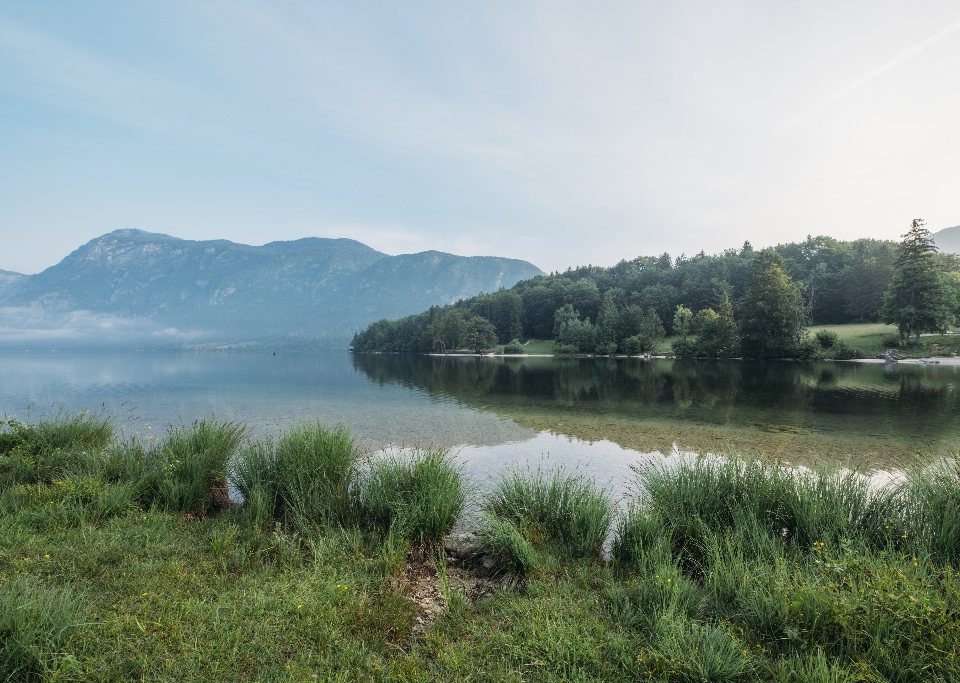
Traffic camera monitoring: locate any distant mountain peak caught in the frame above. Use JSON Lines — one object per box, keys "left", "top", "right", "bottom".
{"left": 932, "top": 225, "right": 960, "bottom": 254}
{"left": 1, "top": 230, "right": 542, "bottom": 347}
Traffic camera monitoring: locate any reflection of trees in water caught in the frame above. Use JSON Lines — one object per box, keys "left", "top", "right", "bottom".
{"left": 350, "top": 354, "right": 960, "bottom": 440}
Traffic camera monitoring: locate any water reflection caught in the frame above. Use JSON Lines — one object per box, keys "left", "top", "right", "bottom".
{"left": 353, "top": 354, "right": 960, "bottom": 462}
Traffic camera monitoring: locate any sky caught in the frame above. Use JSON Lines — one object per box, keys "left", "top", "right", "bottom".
{"left": 1, "top": 1, "right": 959, "bottom": 275}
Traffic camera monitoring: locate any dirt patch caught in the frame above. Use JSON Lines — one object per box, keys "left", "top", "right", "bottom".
{"left": 390, "top": 545, "right": 509, "bottom": 633}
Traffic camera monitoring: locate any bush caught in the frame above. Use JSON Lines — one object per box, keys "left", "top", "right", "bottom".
{"left": 597, "top": 341, "right": 618, "bottom": 355}
{"left": 503, "top": 339, "right": 525, "bottom": 354}
{"left": 231, "top": 422, "right": 358, "bottom": 526}
{"left": 552, "top": 343, "right": 579, "bottom": 355}
{"left": 359, "top": 447, "right": 465, "bottom": 546}
{"left": 671, "top": 339, "right": 697, "bottom": 357}
{"left": 814, "top": 330, "right": 840, "bottom": 349}
{"left": 621, "top": 335, "right": 645, "bottom": 355}
{"left": 483, "top": 469, "right": 613, "bottom": 560}
{"left": 797, "top": 337, "right": 823, "bottom": 360}
{"left": 0, "top": 578, "right": 83, "bottom": 680}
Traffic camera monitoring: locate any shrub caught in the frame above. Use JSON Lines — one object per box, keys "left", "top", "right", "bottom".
{"left": 503, "top": 338, "right": 525, "bottom": 354}
{"left": 483, "top": 468, "right": 613, "bottom": 560}
{"left": 671, "top": 339, "right": 697, "bottom": 357}
{"left": 814, "top": 330, "right": 840, "bottom": 349}
{"left": 797, "top": 337, "right": 823, "bottom": 360}
{"left": 552, "top": 343, "right": 579, "bottom": 355}
{"left": 597, "top": 341, "right": 618, "bottom": 355}
{"left": 359, "top": 447, "right": 465, "bottom": 546}
{"left": 621, "top": 335, "right": 645, "bottom": 355}
{"left": 0, "top": 578, "right": 83, "bottom": 680}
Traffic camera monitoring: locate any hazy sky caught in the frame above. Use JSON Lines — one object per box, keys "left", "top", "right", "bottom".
{"left": 2, "top": 2, "right": 959, "bottom": 275}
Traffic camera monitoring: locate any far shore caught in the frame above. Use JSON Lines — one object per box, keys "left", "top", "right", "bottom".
{"left": 424, "top": 351, "right": 960, "bottom": 365}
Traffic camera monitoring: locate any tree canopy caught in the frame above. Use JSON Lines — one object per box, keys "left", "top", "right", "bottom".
{"left": 880, "top": 220, "right": 956, "bottom": 344}
{"left": 351, "top": 230, "right": 957, "bottom": 356}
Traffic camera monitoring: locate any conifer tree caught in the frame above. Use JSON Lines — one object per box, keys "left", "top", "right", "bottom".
{"left": 880, "top": 219, "right": 954, "bottom": 344}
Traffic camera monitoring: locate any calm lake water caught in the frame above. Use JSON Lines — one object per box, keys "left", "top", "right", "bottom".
{"left": 2, "top": 351, "right": 958, "bottom": 487}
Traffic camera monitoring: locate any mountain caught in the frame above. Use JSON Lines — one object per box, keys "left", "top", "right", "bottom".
{"left": 932, "top": 226, "right": 960, "bottom": 255}
{"left": 0, "top": 270, "right": 29, "bottom": 305}
{"left": 0, "top": 230, "right": 542, "bottom": 347}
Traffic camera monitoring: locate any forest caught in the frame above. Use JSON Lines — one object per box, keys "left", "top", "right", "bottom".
{"left": 352, "top": 224, "right": 960, "bottom": 359}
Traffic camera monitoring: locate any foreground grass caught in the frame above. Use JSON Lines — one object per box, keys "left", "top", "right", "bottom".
{"left": 2, "top": 413, "right": 960, "bottom": 681}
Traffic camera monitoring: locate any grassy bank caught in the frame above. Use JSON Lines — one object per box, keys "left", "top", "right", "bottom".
{"left": 806, "top": 323, "right": 960, "bottom": 359}
{"left": 497, "top": 324, "right": 960, "bottom": 359}
{"left": 2, "top": 413, "right": 959, "bottom": 681}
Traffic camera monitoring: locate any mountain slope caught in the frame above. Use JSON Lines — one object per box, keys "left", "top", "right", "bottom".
{"left": 932, "top": 226, "right": 960, "bottom": 255}
{"left": 2, "top": 230, "right": 542, "bottom": 345}
{"left": 0, "top": 270, "right": 29, "bottom": 306}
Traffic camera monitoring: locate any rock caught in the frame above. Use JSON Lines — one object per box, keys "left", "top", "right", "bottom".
{"left": 444, "top": 533, "right": 482, "bottom": 560}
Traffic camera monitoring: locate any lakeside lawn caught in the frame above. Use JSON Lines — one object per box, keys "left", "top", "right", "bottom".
{"left": 498, "top": 323, "right": 960, "bottom": 359}
{"left": 3, "top": 413, "right": 960, "bottom": 681}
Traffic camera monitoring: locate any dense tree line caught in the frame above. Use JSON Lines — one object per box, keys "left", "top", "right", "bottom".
{"left": 352, "top": 229, "right": 960, "bottom": 358}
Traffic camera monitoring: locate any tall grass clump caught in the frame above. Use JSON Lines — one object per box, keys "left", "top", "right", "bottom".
{"left": 110, "top": 419, "right": 244, "bottom": 515}
{"left": 0, "top": 578, "right": 83, "bottom": 680}
{"left": 359, "top": 447, "right": 465, "bottom": 547}
{"left": 891, "top": 457, "right": 960, "bottom": 566}
{"left": 0, "top": 412, "right": 114, "bottom": 488}
{"left": 230, "top": 421, "right": 358, "bottom": 526}
{"left": 482, "top": 468, "right": 613, "bottom": 561}
{"left": 632, "top": 456, "right": 874, "bottom": 563}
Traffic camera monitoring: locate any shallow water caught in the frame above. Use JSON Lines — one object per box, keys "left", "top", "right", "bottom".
{"left": 2, "top": 351, "right": 958, "bottom": 480}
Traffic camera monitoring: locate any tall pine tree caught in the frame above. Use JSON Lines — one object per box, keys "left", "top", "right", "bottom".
{"left": 880, "top": 219, "right": 954, "bottom": 344}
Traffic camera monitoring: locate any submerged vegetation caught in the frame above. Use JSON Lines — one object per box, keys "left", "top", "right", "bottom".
{"left": 2, "top": 412, "right": 960, "bottom": 681}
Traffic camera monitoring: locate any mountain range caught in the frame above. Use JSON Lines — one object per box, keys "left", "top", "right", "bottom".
{"left": 0, "top": 230, "right": 542, "bottom": 348}
{"left": 932, "top": 225, "right": 960, "bottom": 255}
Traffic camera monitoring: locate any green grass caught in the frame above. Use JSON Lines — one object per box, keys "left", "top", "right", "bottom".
{"left": 230, "top": 421, "right": 358, "bottom": 527}
{"left": 359, "top": 447, "right": 466, "bottom": 547}
{"left": 482, "top": 468, "right": 613, "bottom": 563}
{"left": 807, "top": 322, "right": 960, "bottom": 358}
{"left": 2, "top": 413, "right": 960, "bottom": 681}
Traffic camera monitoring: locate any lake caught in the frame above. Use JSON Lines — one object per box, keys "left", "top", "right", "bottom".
{"left": 2, "top": 351, "right": 958, "bottom": 490}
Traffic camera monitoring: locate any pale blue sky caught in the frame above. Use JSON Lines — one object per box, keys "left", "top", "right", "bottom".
{"left": 2, "top": 1, "right": 959, "bottom": 274}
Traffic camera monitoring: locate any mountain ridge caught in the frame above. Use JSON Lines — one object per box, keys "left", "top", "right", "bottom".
{"left": 0, "top": 230, "right": 542, "bottom": 347}
{"left": 932, "top": 225, "right": 960, "bottom": 255}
